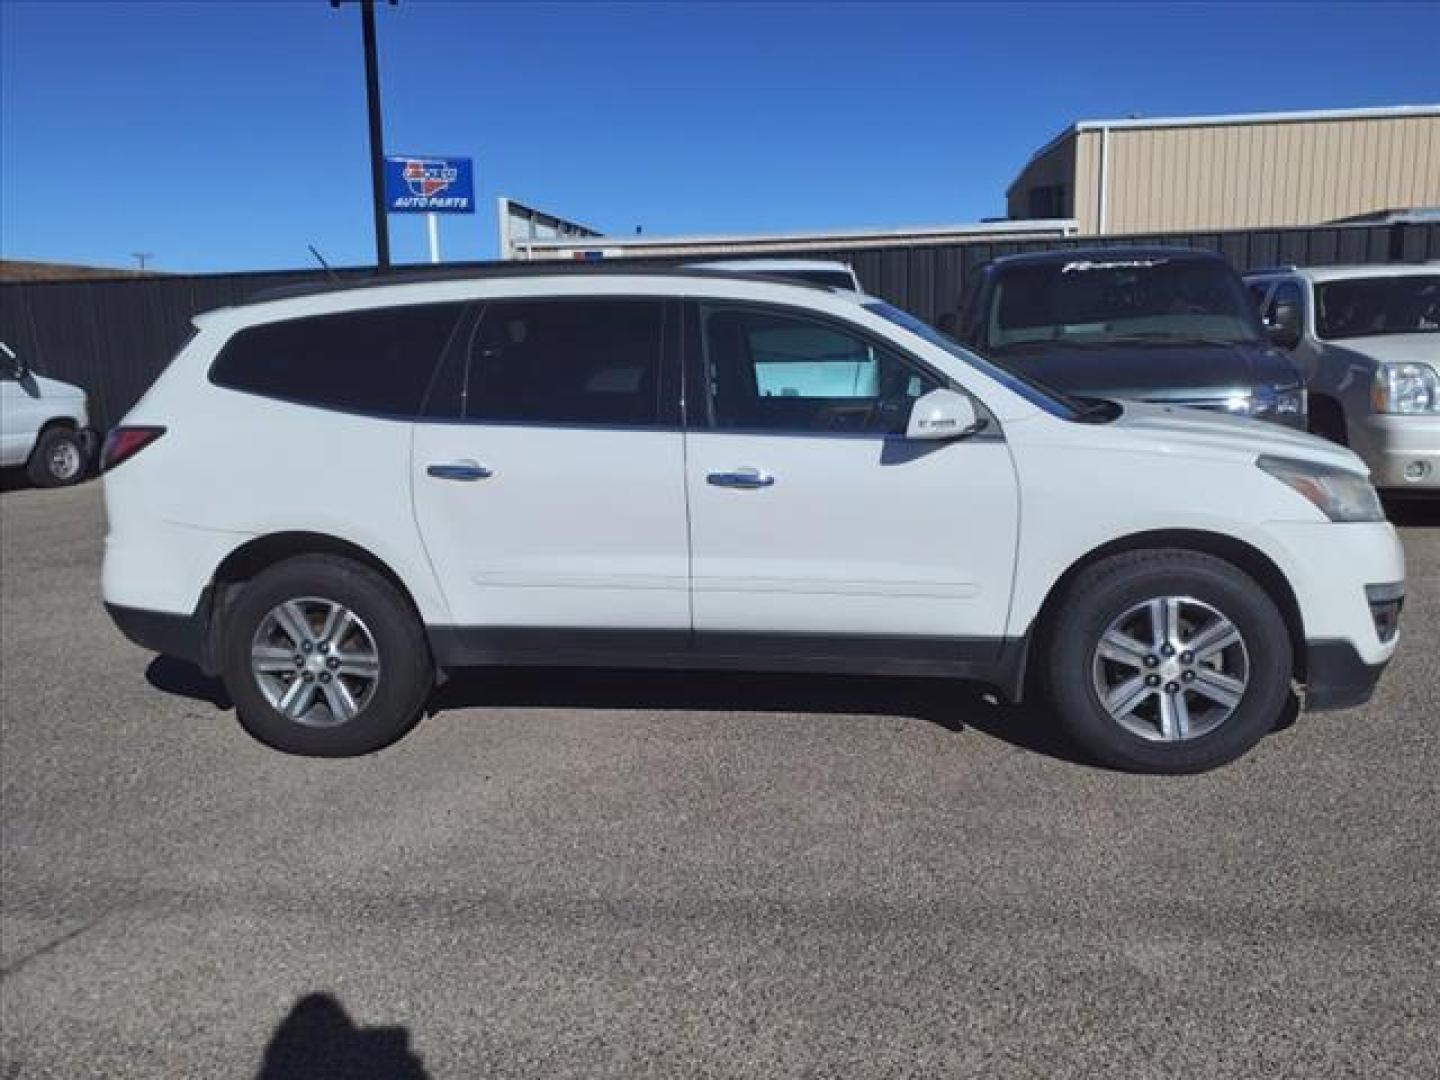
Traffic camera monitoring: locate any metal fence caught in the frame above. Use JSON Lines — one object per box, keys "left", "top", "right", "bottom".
{"left": 2, "top": 221, "right": 1436, "bottom": 431}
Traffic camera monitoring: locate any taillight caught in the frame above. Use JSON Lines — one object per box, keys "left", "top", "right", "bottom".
{"left": 102, "top": 426, "right": 166, "bottom": 472}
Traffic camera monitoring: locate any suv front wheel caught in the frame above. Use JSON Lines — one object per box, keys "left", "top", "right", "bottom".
{"left": 1043, "top": 550, "right": 1293, "bottom": 774}
{"left": 221, "top": 555, "right": 433, "bottom": 756}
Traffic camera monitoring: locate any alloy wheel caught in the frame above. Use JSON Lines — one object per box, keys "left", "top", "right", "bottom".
{"left": 1091, "top": 596, "right": 1250, "bottom": 742}
{"left": 250, "top": 598, "right": 381, "bottom": 727}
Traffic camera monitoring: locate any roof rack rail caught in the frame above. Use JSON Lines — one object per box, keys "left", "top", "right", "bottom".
{"left": 1244, "top": 264, "right": 1298, "bottom": 276}
{"left": 243, "top": 263, "right": 835, "bottom": 306}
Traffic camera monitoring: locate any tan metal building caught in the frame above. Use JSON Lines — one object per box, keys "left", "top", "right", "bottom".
{"left": 1007, "top": 105, "right": 1440, "bottom": 235}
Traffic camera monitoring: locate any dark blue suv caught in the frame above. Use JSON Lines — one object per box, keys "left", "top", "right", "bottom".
{"left": 953, "top": 247, "right": 1307, "bottom": 427}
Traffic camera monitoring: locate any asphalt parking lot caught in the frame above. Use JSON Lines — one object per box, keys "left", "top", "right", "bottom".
{"left": 2, "top": 480, "right": 1437, "bottom": 1079}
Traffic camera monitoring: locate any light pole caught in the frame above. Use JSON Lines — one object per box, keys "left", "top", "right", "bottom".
{"left": 330, "top": 0, "right": 396, "bottom": 272}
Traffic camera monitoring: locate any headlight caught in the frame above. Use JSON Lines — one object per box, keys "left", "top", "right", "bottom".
{"left": 1271, "top": 386, "right": 1306, "bottom": 417}
{"left": 1257, "top": 455, "right": 1384, "bottom": 522}
{"left": 1372, "top": 363, "right": 1439, "bottom": 415}
{"left": 1222, "top": 386, "right": 1306, "bottom": 418}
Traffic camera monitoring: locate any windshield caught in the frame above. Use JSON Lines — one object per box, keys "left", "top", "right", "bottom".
{"left": 864, "top": 301, "right": 1089, "bottom": 421}
{"left": 984, "top": 256, "right": 1263, "bottom": 352}
{"left": 1316, "top": 275, "right": 1440, "bottom": 340}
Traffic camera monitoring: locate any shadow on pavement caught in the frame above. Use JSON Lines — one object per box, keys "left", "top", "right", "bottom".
{"left": 146, "top": 655, "right": 232, "bottom": 709}
{"left": 256, "top": 993, "right": 427, "bottom": 1080}
{"left": 146, "top": 657, "right": 1312, "bottom": 771}
{"left": 145, "top": 654, "right": 1099, "bottom": 767}
{"left": 1385, "top": 497, "right": 1439, "bottom": 527}
{"left": 430, "top": 666, "right": 1102, "bottom": 768}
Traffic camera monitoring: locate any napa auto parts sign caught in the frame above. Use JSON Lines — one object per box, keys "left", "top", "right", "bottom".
{"left": 384, "top": 155, "right": 475, "bottom": 213}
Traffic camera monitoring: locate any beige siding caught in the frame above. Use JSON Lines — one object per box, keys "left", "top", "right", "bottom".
{"left": 1100, "top": 115, "right": 1440, "bottom": 233}
{"left": 1009, "top": 113, "right": 1440, "bottom": 234}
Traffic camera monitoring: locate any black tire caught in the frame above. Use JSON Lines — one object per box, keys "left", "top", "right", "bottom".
{"left": 1042, "top": 549, "right": 1293, "bottom": 774}
{"left": 220, "top": 555, "right": 433, "bottom": 756}
{"left": 26, "top": 426, "right": 87, "bottom": 487}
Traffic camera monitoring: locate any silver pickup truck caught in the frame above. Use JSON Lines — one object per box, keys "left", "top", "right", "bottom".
{"left": 1245, "top": 263, "right": 1439, "bottom": 494}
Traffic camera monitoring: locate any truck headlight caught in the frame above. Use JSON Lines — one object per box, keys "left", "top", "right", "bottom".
{"left": 1271, "top": 386, "right": 1306, "bottom": 417}
{"left": 1257, "top": 455, "right": 1384, "bottom": 522}
{"left": 1226, "top": 386, "right": 1306, "bottom": 418}
{"left": 1372, "top": 363, "right": 1439, "bottom": 415}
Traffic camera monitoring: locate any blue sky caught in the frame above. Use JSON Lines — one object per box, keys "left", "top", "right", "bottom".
{"left": 2, "top": 1, "right": 1437, "bottom": 272}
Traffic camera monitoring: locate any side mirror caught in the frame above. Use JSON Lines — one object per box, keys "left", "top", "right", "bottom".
{"left": 0, "top": 342, "right": 29, "bottom": 381}
{"left": 1266, "top": 304, "right": 1301, "bottom": 349}
{"left": 906, "top": 388, "right": 984, "bottom": 441}
{"left": 1266, "top": 323, "right": 1300, "bottom": 349}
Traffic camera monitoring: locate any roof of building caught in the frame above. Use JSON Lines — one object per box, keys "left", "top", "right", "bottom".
{"left": 507, "top": 218, "right": 1078, "bottom": 258}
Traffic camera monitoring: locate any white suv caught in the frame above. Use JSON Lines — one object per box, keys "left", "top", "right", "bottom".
{"left": 102, "top": 271, "right": 1404, "bottom": 772}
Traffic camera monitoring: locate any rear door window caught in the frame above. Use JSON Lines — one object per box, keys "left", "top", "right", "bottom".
{"left": 428, "top": 298, "right": 668, "bottom": 426}
{"left": 210, "top": 303, "right": 468, "bottom": 418}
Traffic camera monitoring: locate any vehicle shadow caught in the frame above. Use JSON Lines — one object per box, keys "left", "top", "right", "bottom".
{"left": 255, "top": 993, "right": 428, "bottom": 1080}
{"left": 1385, "top": 497, "right": 1440, "bottom": 527}
{"left": 428, "top": 666, "right": 1103, "bottom": 768}
{"left": 0, "top": 464, "right": 97, "bottom": 493}
{"left": 146, "top": 655, "right": 232, "bottom": 709}
{"left": 0, "top": 465, "right": 33, "bottom": 492}
{"left": 144, "top": 654, "right": 1098, "bottom": 767}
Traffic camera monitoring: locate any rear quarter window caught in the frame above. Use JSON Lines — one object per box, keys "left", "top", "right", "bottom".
{"left": 209, "top": 303, "right": 468, "bottom": 418}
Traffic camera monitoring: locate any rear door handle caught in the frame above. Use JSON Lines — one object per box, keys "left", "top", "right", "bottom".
{"left": 426, "top": 460, "right": 493, "bottom": 482}
{"left": 707, "top": 467, "right": 775, "bottom": 489}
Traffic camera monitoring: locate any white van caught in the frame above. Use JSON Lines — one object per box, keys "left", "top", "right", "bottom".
{"left": 102, "top": 271, "right": 1403, "bottom": 772}
{"left": 1, "top": 342, "right": 94, "bottom": 486}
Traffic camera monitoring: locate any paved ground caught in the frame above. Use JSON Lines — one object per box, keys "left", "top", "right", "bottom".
{"left": 2, "top": 479, "right": 1437, "bottom": 1079}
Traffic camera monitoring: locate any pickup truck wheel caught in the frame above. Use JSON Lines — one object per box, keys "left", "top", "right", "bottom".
{"left": 1044, "top": 550, "right": 1293, "bottom": 774}
{"left": 27, "top": 426, "right": 87, "bottom": 487}
{"left": 221, "top": 555, "right": 433, "bottom": 756}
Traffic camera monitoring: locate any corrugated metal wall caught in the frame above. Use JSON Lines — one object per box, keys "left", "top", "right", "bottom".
{"left": 1, "top": 222, "right": 1436, "bottom": 431}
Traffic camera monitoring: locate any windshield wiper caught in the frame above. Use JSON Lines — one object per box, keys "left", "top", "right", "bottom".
{"left": 1103, "top": 332, "right": 1254, "bottom": 347}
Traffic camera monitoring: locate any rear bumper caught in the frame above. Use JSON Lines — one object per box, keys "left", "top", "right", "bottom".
{"left": 105, "top": 599, "right": 213, "bottom": 673}
{"left": 1304, "top": 639, "right": 1391, "bottom": 711}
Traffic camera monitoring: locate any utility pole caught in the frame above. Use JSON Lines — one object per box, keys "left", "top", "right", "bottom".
{"left": 330, "top": 0, "right": 396, "bottom": 272}
{"left": 130, "top": 252, "right": 154, "bottom": 272}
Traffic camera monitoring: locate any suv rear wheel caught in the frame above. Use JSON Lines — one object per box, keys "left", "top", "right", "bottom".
{"left": 220, "top": 555, "right": 433, "bottom": 756}
{"left": 1043, "top": 549, "right": 1293, "bottom": 774}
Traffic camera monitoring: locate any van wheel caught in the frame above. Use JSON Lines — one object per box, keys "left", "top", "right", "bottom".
{"left": 1043, "top": 550, "right": 1292, "bottom": 774}
{"left": 27, "top": 426, "right": 87, "bottom": 487}
{"left": 220, "top": 555, "right": 433, "bottom": 756}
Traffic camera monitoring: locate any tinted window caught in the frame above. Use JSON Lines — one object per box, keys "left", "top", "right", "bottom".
{"left": 701, "top": 304, "right": 939, "bottom": 434}
{"left": 1316, "top": 275, "right": 1440, "bottom": 339}
{"left": 780, "top": 269, "right": 859, "bottom": 290}
{"left": 984, "top": 256, "right": 1262, "bottom": 350}
{"left": 462, "top": 299, "right": 664, "bottom": 426}
{"left": 210, "top": 304, "right": 466, "bottom": 417}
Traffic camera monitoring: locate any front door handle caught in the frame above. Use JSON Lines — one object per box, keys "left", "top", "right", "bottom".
{"left": 707, "top": 467, "right": 775, "bottom": 489}
{"left": 426, "top": 460, "right": 493, "bottom": 482}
